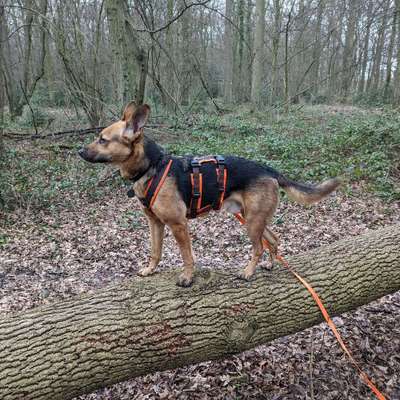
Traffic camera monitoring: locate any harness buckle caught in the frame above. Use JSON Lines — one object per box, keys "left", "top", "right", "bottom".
{"left": 215, "top": 155, "right": 225, "bottom": 165}
{"left": 191, "top": 159, "right": 201, "bottom": 169}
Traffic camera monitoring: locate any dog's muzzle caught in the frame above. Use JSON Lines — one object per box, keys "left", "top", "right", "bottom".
{"left": 78, "top": 148, "right": 111, "bottom": 163}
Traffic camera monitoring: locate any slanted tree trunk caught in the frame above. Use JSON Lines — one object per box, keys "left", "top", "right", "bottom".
{"left": 1, "top": 225, "right": 400, "bottom": 400}
{"left": 251, "top": 0, "right": 266, "bottom": 104}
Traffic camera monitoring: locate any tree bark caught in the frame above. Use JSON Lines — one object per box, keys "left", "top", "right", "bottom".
{"left": 370, "top": 0, "right": 390, "bottom": 92}
{"left": 105, "top": 0, "right": 126, "bottom": 105}
{"left": 0, "top": 0, "right": 5, "bottom": 152}
{"left": 1, "top": 225, "right": 400, "bottom": 400}
{"left": 384, "top": 5, "right": 397, "bottom": 99}
{"left": 223, "top": 0, "right": 234, "bottom": 103}
{"left": 270, "top": 0, "right": 282, "bottom": 103}
{"left": 341, "top": 0, "right": 358, "bottom": 98}
{"left": 251, "top": 0, "right": 266, "bottom": 104}
{"left": 358, "top": 0, "right": 373, "bottom": 94}
{"left": 393, "top": 0, "right": 400, "bottom": 103}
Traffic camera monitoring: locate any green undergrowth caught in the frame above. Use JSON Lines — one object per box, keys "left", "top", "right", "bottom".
{"left": 0, "top": 136, "right": 124, "bottom": 213}
{"left": 167, "top": 107, "right": 400, "bottom": 201}
{"left": 0, "top": 106, "right": 399, "bottom": 214}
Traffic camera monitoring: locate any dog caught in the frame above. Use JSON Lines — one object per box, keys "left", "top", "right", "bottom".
{"left": 79, "top": 101, "right": 340, "bottom": 287}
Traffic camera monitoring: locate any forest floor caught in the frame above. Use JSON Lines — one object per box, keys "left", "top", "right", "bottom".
{"left": 1, "top": 105, "right": 400, "bottom": 399}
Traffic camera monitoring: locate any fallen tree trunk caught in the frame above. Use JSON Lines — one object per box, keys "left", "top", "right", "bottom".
{"left": 1, "top": 225, "right": 399, "bottom": 400}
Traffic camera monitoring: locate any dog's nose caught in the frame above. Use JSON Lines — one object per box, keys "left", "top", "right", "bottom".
{"left": 78, "top": 148, "right": 86, "bottom": 158}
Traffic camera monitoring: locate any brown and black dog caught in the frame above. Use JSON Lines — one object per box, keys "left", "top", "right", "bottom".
{"left": 79, "top": 102, "right": 340, "bottom": 287}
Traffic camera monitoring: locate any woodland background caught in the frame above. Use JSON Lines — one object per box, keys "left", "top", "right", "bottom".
{"left": 1, "top": 0, "right": 400, "bottom": 127}
{"left": 0, "top": 1, "right": 400, "bottom": 399}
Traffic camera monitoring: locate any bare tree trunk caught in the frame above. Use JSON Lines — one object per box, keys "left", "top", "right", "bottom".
{"left": 341, "top": 0, "right": 358, "bottom": 98}
{"left": 179, "top": 0, "right": 191, "bottom": 106}
{"left": 1, "top": 225, "right": 399, "bottom": 400}
{"left": 251, "top": 0, "right": 266, "bottom": 104}
{"left": 223, "top": 0, "right": 234, "bottom": 103}
{"left": 243, "top": 0, "right": 253, "bottom": 101}
{"left": 358, "top": 0, "right": 373, "bottom": 94}
{"left": 384, "top": 5, "right": 397, "bottom": 99}
{"left": 284, "top": 9, "right": 292, "bottom": 112}
{"left": 393, "top": 0, "right": 400, "bottom": 103}
{"left": 165, "top": 0, "right": 175, "bottom": 108}
{"left": 105, "top": 0, "right": 125, "bottom": 105}
{"left": 370, "top": 0, "right": 390, "bottom": 92}
{"left": 233, "top": 0, "right": 245, "bottom": 102}
{"left": 122, "top": 1, "right": 147, "bottom": 105}
{"left": 0, "top": 0, "right": 5, "bottom": 152}
{"left": 270, "top": 0, "right": 282, "bottom": 103}
{"left": 311, "top": 0, "right": 325, "bottom": 96}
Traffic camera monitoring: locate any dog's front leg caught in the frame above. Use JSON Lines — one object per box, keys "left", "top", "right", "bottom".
{"left": 138, "top": 212, "right": 165, "bottom": 277}
{"left": 169, "top": 222, "right": 195, "bottom": 287}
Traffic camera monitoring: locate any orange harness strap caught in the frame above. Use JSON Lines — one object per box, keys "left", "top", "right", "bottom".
{"left": 140, "top": 159, "right": 173, "bottom": 209}
{"left": 234, "top": 213, "right": 386, "bottom": 400}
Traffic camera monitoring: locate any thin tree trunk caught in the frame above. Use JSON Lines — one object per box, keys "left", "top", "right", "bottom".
{"left": 233, "top": 0, "right": 245, "bottom": 102}
{"left": 179, "top": 0, "right": 191, "bottom": 106}
{"left": 311, "top": 0, "right": 325, "bottom": 96}
{"left": 371, "top": 0, "right": 390, "bottom": 92}
{"left": 1, "top": 225, "right": 399, "bottom": 400}
{"left": 251, "top": 0, "right": 266, "bottom": 104}
{"left": 223, "top": 0, "right": 234, "bottom": 103}
{"left": 244, "top": 0, "right": 253, "bottom": 101}
{"left": 358, "top": 0, "right": 373, "bottom": 94}
{"left": 284, "top": 10, "right": 291, "bottom": 112}
{"left": 341, "top": 0, "right": 358, "bottom": 98}
{"left": 0, "top": 0, "right": 5, "bottom": 152}
{"left": 122, "top": 1, "right": 147, "bottom": 105}
{"left": 393, "top": 0, "right": 400, "bottom": 103}
{"left": 165, "top": 0, "right": 175, "bottom": 108}
{"left": 384, "top": 5, "right": 397, "bottom": 99}
{"left": 105, "top": 0, "right": 125, "bottom": 105}
{"left": 270, "top": 0, "right": 282, "bottom": 103}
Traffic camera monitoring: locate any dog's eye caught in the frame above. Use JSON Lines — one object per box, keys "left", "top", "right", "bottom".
{"left": 98, "top": 138, "right": 108, "bottom": 145}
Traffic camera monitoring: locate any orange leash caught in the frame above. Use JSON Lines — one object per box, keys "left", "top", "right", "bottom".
{"left": 234, "top": 213, "right": 386, "bottom": 400}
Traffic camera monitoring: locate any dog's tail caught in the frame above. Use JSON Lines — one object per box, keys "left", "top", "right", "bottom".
{"left": 277, "top": 175, "right": 341, "bottom": 205}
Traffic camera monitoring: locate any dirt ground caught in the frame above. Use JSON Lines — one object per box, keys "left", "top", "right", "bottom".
{"left": 1, "top": 183, "right": 399, "bottom": 399}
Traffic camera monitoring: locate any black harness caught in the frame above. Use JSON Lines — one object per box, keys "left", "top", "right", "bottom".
{"left": 127, "top": 155, "right": 227, "bottom": 219}
{"left": 188, "top": 155, "right": 227, "bottom": 219}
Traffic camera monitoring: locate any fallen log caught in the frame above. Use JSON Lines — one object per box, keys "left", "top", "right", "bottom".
{"left": 0, "top": 225, "right": 399, "bottom": 400}
{"left": 4, "top": 124, "right": 168, "bottom": 141}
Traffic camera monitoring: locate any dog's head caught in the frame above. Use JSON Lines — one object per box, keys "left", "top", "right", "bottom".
{"left": 78, "top": 102, "right": 150, "bottom": 165}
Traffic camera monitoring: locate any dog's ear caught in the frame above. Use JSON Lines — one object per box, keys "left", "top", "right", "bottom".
{"left": 123, "top": 104, "right": 151, "bottom": 142}
{"left": 121, "top": 101, "right": 137, "bottom": 122}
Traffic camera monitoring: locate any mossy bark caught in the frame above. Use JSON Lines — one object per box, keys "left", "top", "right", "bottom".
{"left": 1, "top": 225, "right": 399, "bottom": 400}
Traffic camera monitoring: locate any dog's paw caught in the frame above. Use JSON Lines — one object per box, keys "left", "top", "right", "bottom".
{"left": 176, "top": 273, "right": 194, "bottom": 287}
{"left": 261, "top": 260, "right": 277, "bottom": 271}
{"left": 138, "top": 267, "right": 156, "bottom": 277}
{"left": 237, "top": 270, "right": 255, "bottom": 281}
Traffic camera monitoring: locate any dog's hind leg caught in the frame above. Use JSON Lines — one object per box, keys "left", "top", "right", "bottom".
{"left": 261, "top": 227, "right": 279, "bottom": 270}
{"left": 239, "top": 178, "right": 279, "bottom": 280}
{"left": 138, "top": 211, "right": 165, "bottom": 277}
{"left": 239, "top": 212, "right": 266, "bottom": 280}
